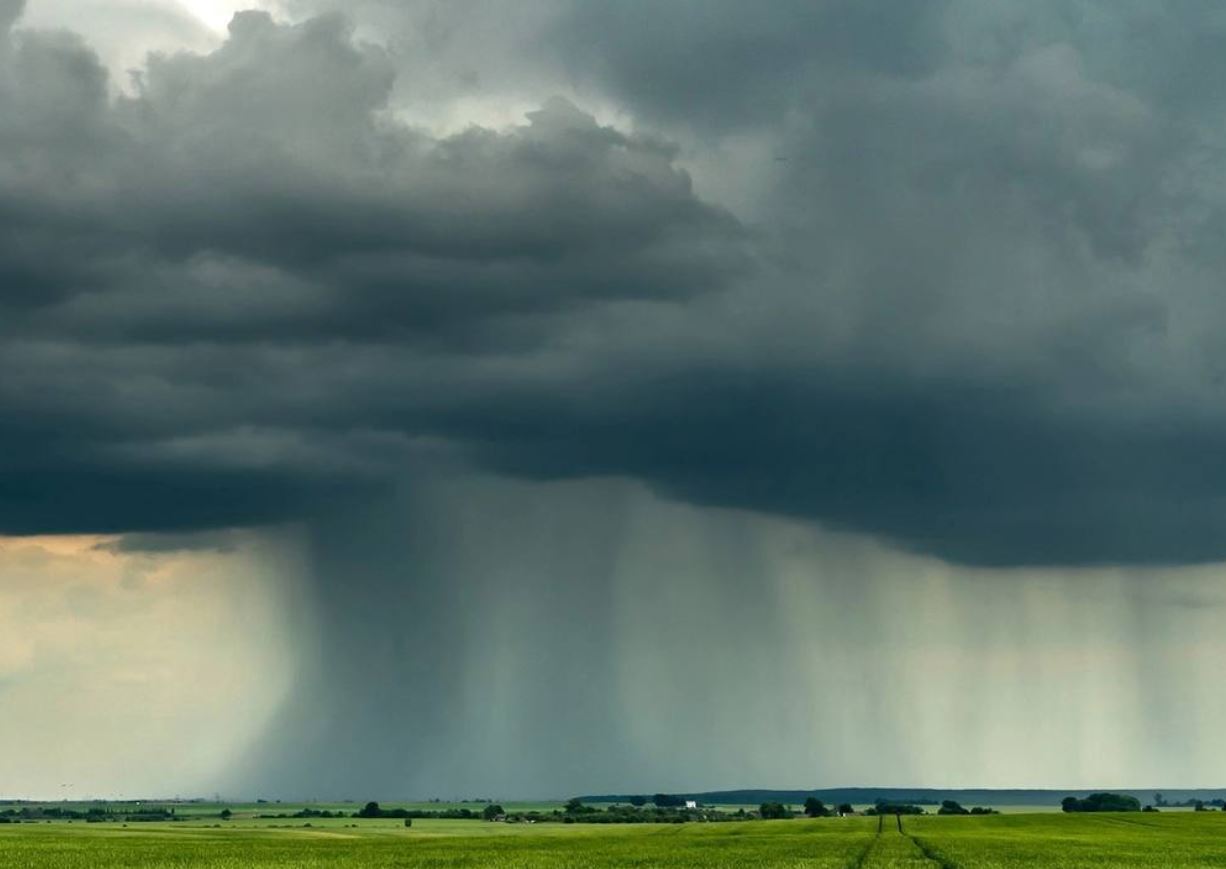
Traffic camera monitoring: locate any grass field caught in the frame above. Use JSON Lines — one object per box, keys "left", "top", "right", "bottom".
{"left": 2, "top": 812, "right": 1225, "bottom": 867}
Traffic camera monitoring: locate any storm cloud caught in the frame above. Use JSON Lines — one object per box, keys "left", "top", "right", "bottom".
{"left": 7, "top": 0, "right": 1226, "bottom": 802}
{"left": 6, "top": 0, "right": 1226, "bottom": 567}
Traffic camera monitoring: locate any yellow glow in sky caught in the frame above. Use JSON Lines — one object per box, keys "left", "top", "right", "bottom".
{"left": 0, "top": 529, "right": 305, "bottom": 799}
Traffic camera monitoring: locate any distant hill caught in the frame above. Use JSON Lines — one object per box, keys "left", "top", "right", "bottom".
{"left": 577, "top": 788, "right": 1226, "bottom": 807}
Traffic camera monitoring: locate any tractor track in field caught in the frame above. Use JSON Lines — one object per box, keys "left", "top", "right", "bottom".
{"left": 844, "top": 816, "right": 880, "bottom": 869}
{"left": 845, "top": 828, "right": 877, "bottom": 869}
{"left": 844, "top": 815, "right": 961, "bottom": 869}
{"left": 1088, "top": 815, "right": 1165, "bottom": 830}
{"left": 906, "top": 829, "right": 961, "bottom": 869}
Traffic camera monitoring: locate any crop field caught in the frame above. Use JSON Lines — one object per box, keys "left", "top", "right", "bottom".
{"left": 1, "top": 812, "right": 1225, "bottom": 867}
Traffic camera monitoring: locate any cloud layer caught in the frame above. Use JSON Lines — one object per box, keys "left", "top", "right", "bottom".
{"left": 6, "top": 2, "right": 1226, "bottom": 565}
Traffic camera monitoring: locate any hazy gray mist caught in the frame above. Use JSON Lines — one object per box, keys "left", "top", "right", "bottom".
{"left": 222, "top": 473, "right": 1226, "bottom": 798}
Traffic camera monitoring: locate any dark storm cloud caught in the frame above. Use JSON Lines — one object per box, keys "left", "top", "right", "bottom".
{"left": 2, "top": 10, "right": 742, "bottom": 338}
{"left": 446, "top": 370, "right": 1226, "bottom": 567}
{"left": 6, "top": 2, "right": 1226, "bottom": 565}
{"left": 0, "top": 6, "right": 744, "bottom": 531}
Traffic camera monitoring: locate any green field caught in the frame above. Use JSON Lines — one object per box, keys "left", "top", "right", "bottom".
{"left": 2, "top": 812, "right": 1225, "bottom": 867}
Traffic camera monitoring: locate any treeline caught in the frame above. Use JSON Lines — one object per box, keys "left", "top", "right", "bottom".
{"left": 0, "top": 806, "right": 177, "bottom": 823}
{"left": 350, "top": 799, "right": 862, "bottom": 825}
{"left": 351, "top": 800, "right": 740, "bottom": 825}
{"left": 864, "top": 802, "right": 927, "bottom": 816}
{"left": 937, "top": 800, "right": 998, "bottom": 816}
{"left": 540, "top": 797, "right": 857, "bottom": 824}
{"left": 584, "top": 787, "right": 1226, "bottom": 808}
{"left": 1061, "top": 793, "right": 1142, "bottom": 813}
{"left": 1152, "top": 793, "right": 1226, "bottom": 810}
{"left": 860, "top": 799, "right": 998, "bottom": 816}
{"left": 1069, "top": 792, "right": 1226, "bottom": 813}
{"left": 582, "top": 789, "right": 947, "bottom": 806}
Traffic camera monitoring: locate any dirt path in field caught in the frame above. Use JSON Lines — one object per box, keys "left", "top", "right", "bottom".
{"left": 847, "top": 816, "right": 960, "bottom": 868}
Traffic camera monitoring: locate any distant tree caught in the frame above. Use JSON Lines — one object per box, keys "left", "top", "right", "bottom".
{"left": 565, "top": 798, "right": 585, "bottom": 813}
{"left": 759, "top": 802, "right": 792, "bottom": 820}
{"left": 629, "top": 795, "right": 647, "bottom": 807}
{"left": 1194, "top": 800, "right": 1207, "bottom": 812}
{"left": 803, "top": 798, "right": 829, "bottom": 818}
{"left": 482, "top": 804, "right": 505, "bottom": 821}
{"left": 652, "top": 794, "right": 683, "bottom": 808}
{"left": 357, "top": 801, "right": 382, "bottom": 818}
{"left": 1061, "top": 793, "right": 1141, "bottom": 813}
{"left": 219, "top": 809, "right": 232, "bottom": 820}
{"left": 837, "top": 804, "right": 855, "bottom": 816}
{"left": 867, "top": 802, "right": 925, "bottom": 816}
{"left": 1143, "top": 805, "right": 1159, "bottom": 813}
{"left": 938, "top": 800, "right": 969, "bottom": 815}
{"left": 403, "top": 818, "right": 412, "bottom": 827}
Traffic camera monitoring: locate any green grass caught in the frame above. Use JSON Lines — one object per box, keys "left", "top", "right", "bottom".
{"left": 905, "top": 812, "right": 1226, "bottom": 867}
{"left": 0, "top": 818, "right": 872, "bottom": 867}
{"left": 2, "top": 812, "right": 1225, "bottom": 867}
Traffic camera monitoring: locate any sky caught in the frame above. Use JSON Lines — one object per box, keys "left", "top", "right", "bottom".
{"left": 2, "top": 0, "right": 1226, "bottom": 800}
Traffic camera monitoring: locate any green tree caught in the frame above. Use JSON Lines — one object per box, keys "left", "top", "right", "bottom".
{"left": 760, "top": 802, "right": 792, "bottom": 820}
{"left": 803, "top": 798, "right": 829, "bottom": 818}
{"left": 482, "top": 804, "right": 505, "bottom": 821}
{"left": 1062, "top": 793, "right": 1141, "bottom": 813}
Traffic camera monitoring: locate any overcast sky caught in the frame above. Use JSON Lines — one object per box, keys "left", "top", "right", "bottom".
{"left": 4, "top": 0, "right": 1226, "bottom": 800}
